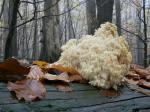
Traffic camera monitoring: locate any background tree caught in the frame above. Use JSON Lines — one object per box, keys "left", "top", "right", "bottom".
{"left": 96, "top": 0, "right": 114, "bottom": 27}
{"left": 86, "top": 0, "right": 96, "bottom": 34}
{"left": 32, "top": 0, "right": 38, "bottom": 60}
{"left": 115, "top": 0, "right": 121, "bottom": 35}
{"left": 40, "top": 0, "right": 61, "bottom": 62}
{"left": 0, "top": 0, "right": 149, "bottom": 67}
{"left": 143, "top": 0, "right": 148, "bottom": 67}
{"left": 4, "top": 0, "right": 20, "bottom": 58}
{"left": 66, "top": 0, "right": 75, "bottom": 38}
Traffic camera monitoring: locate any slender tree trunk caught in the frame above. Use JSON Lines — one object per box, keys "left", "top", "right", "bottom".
{"left": 40, "top": 0, "right": 60, "bottom": 62}
{"left": 0, "top": 0, "right": 5, "bottom": 18}
{"left": 4, "top": 0, "right": 19, "bottom": 59}
{"left": 115, "top": 0, "right": 121, "bottom": 35}
{"left": 96, "top": 0, "right": 114, "bottom": 27}
{"left": 66, "top": 0, "right": 75, "bottom": 38}
{"left": 136, "top": 10, "right": 144, "bottom": 66}
{"left": 33, "top": 1, "right": 38, "bottom": 60}
{"left": 1, "top": 0, "right": 9, "bottom": 59}
{"left": 86, "top": 0, "right": 96, "bottom": 34}
{"left": 143, "top": 0, "right": 148, "bottom": 67}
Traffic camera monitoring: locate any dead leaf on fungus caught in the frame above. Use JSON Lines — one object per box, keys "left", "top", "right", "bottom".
{"left": 7, "top": 79, "right": 46, "bottom": 101}
{"left": 0, "top": 58, "right": 30, "bottom": 81}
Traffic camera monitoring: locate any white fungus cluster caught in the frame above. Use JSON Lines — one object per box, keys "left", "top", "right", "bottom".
{"left": 56, "top": 22, "right": 132, "bottom": 89}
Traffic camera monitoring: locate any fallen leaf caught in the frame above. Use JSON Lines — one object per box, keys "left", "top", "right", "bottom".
{"left": 100, "top": 89, "right": 120, "bottom": 97}
{"left": 146, "top": 65, "right": 150, "bottom": 72}
{"left": 32, "top": 61, "right": 48, "bottom": 70}
{"left": 146, "top": 75, "right": 150, "bottom": 82}
{"left": 0, "top": 58, "right": 30, "bottom": 74}
{"left": 44, "top": 72, "right": 70, "bottom": 82}
{"left": 52, "top": 82, "right": 72, "bottom": 92}
{"left": 0, "top": 73, "right": 26, "bottom": 82}
{"left": 48, "top": 64, "right": 87, "bottom": 83}
{"left": 124, "top": 77, "right": 139, "bottom": 85}
{"left": 127, "top": 83, "right": 150, "bottom": 96}
{"left": 130, "top": 64, "right": 144, "bottom": 70}
{"left": 0, "top": 58, "right": 30, "bottom": 81}
{"left": 55, "top": 84, "right": 72, "bottom": 92}
{"left": 27, "top": 65, "right": 74, "bottom": 92}
{"left": 137, "top": 80, "right": 150, "bottom": 89}
{"left": 27, "top": 65, "right": 44, "bottom": 81}
{"left": 133, "top": 68, "right": 150, "bottom": 79}
{"left": 125, "top": 77, "right": 150, "bottom": 96}
{"left": 126, "top": 71, "right": 140, "bottom": 80}
{"left": 128, "top": 64, "right": 150, "bottom": 80}
{"left": 18, "top": 59, "right": 30, "bottom": 67}
{"left": 7, "top": 79, "right": 46, "bottom": 101}
{"left": 45, "top": 64, "right": 87, "bottom": 92}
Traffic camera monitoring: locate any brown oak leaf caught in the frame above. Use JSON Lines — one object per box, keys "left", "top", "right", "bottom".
{"left": 0, "top": 58, "right": 30, "bottom": 81}
{"left": 27, "top": 65, "right": 44, "bottom": 81}
{"left": 48, "top": 64, "right": 87, "bottom": 83}
{"left": 7, "top": 79, "right": 46, "bottom": 101}
{"left": 44, "top": 72, "right": 70, "bottom": 82}
{"left": 32, "top": 60, "right": 48, "bottom": 71}
{"left": 137, "top": 80, "right": 150, "bottom": 89}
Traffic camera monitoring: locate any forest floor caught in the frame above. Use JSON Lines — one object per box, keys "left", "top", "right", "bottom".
{"left": 0, "top": 82, "right": 150, "bottom": 112}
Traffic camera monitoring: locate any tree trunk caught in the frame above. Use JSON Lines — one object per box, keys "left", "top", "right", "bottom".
{"left": 1, "top": 0, "right": 9, "bottom": 59}
{"left": 115, "top": 0, "right": 121, "bottom": 35}
{"left": 66, "top": 0, "right": 75, "bottom": 38}
{"left": 40, "top": 0, "right": 60, "bottom": 62}
{"left": 4, "top": 0, "right": 19, "bottom": 59}
{"left": 33, "top": 1, "right": 38, "bottom": 60}
{"left": 143, "top": 0, "right": 148, "bottom": 67}
{"left": 96, "top": 0, "right": 114, "bottom": 27}
{"left": 86, "top": 0, "right": 96, "bottom": 34}
{"left": 136, "top": 1, "right": 144, "bottom": 66}
{"left": 136, "top": 14, "right": 144, "bottom": 66}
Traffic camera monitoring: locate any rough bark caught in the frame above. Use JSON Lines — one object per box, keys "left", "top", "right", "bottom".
{"left": 4, "top": 0, "right": 19, "bottom": 59}
{"left": 115, "top": 0, "right": 121, "bottom": 35}
{"left": 96, "top": 0, "right": 114, "bottom": 27}
{"left": 136, "top": 7, "right": 144, "bottom": 66}
{"left": 0, "top": 0, "right": 5, "bottom": 18}
{"left": 143, "top": 0, "right": 148, "bottom": 67}
{"left": 66, "top": 0, "right": 75, "bottom": 38}
{"left": 40, "top": 0, "right": 60, "bottom": 62}
{"left": 86, "top": 0, "right": 96, "bottom": 34}
{"left": 0, "top": 0, "right": 9, "bottom": 59}
{"left": 33, "top": 0, "right": 38, "bottom": 60}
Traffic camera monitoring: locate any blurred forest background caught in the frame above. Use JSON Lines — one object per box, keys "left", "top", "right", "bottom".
{"left": 0, "top": 0, "right": 150, "bottom": 67}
